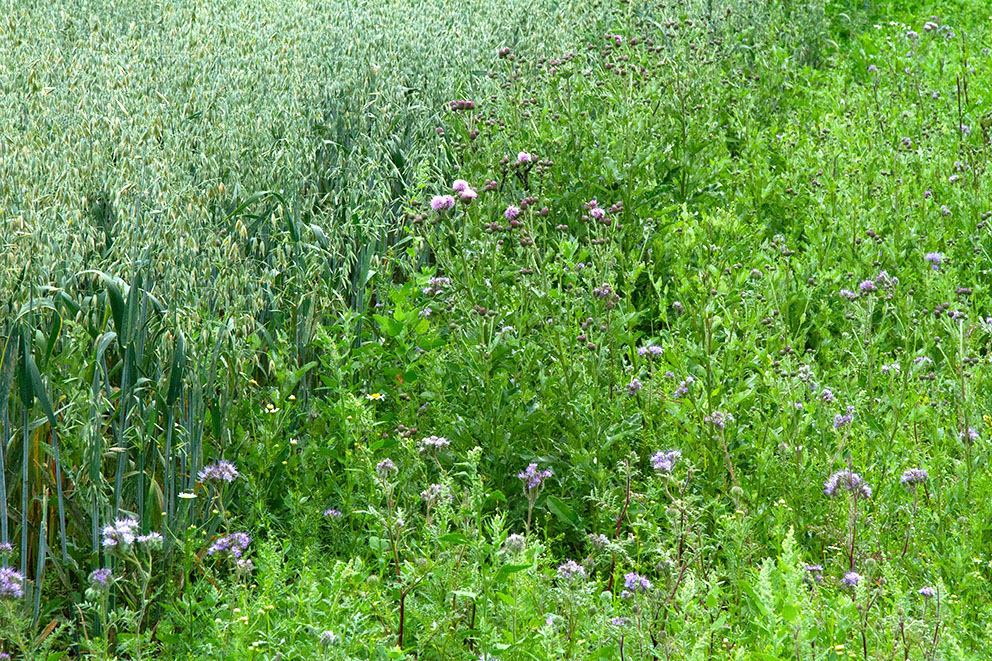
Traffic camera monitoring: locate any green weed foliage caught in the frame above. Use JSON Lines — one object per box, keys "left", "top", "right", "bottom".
{"left": 2, "top": 0, "right": 992, "bottom": 658}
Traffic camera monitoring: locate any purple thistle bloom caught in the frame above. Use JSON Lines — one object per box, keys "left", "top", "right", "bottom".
{"left": 89, "top": 568, "right": 113, "bottom": 589}
{"left": 208, "top": 532, "right": 251, "bottom": 560}
{"left": 900, "top": 468, "right": 929, "bottom": 487}
{"left": 198, "top": 459, "right": 239, "bottom": 484}
{"left": 557, "top": 559, "right": 587, "bottom": 582}
{"left": 376, "top": 458, "right": 398, "bottom": 478}
{"left": 516, "top": 151, "right": 533, "bottom": 164}
{"left": 824, "top": 470, "right": 872, "bottom": 499}
{"left": 0, "top": 567, "right": 25, "bottom": 599}
{"left": 867, "top": 64, "right": 878, "bottom": 72}
{"left": 430, "top": 195, "right": 456, "bottom": 212}
{"left": 918, "top": 586, "right": 936, "bottom": 598}
{"left": 504, "top": 205, "right": 521, "bottom": 221}
{"left": 650, "top": 449, "right": 681, "bottom": 473}
{"left": 460, "top": 188, "right": 478, "bottom": 203}
{"left": 452, "top": 179, "right": 470, "bottom": 192}
{"left": 842, "top": 571, "right": 861, "bottom": 587}
{"left": 518, "top": 463, "right": 552, "bottom": 491}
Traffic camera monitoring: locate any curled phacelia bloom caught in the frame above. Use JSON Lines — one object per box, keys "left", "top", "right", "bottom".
{"left": 102, "top": 518, "right": 140, "bottom": 549}
{"left": 323, "top": 508, "right": 343, "bottom": 518}
{"left": 804, "top": 564, "right": 824, "bottom": 582}
{"left": 137, "top": 532, "right": 164, "bottom": 551}
{"left": 859, "top": 280, "right": 877, "bottom": 294}
{"left": 504, "top": 534, "right": 526, "bottom": 553}
{"left": 319, "top": 630, "right": 340, "bottom": 648}
{"left": 420, "top": 483, "right": 448, "bottom": 504}
{"left": 557, "top": 559, "right": 587, "bottom": 582}
{"left": 833, "top": 405, "right": 855, "bottom": 429}
{"left": 518, "top": 463, "right": 552, "bottom": 492}
{"left": 842, "top": 571, "right": 861, "bottom": 587}
{"left": 900, "top": 468, "right": 929, "bottom": 488}
{"left": 672, "top": 376, "right": 694, "bottom": 399}
{"left": 650, "top": 449, "right": 681, "bottom": 473}
{"left": 0, "top": 542, "right": 12, "bottom": 559}
{"left": 376, "top": 458, "right": 398, "bottom": 478}
{"left": 422, "top": 276, "right": 451, "bottom": 296}
{"left": 198, "top": 459, "right": 239, "bottom": 484}
{"left": 637, "top": 344, "right": 663, "bottom": 357}
{"left": 622, "top": 572, "right": 653, "bottom": 597}
{"left": 626, "top": 378, "right": 642, "bottom": 396}
{"left": 820, "top": 388, "right": 836, "bottom": 403}
{"left": 89, "top": 568, "right": 113, "bottom": 591}
{"left": 704, "top": 411, "right": 733, "bottom": 429}
{"left": 417, "top": 435, "right": 450, "bottom": 453}
{"left": 961, "top": 428, "right": 979, "bottom": 442}
{"left": 918, "top": 586, "right": 936, "bottom": 598}
{"left": 0, "top": 567, "right": 25, "bottom": 599}
{"left": 824, "top": 470, "right": 872, "bottom": 499}
{"left": 208, "top": 532, "right": 251, "bottom": 560}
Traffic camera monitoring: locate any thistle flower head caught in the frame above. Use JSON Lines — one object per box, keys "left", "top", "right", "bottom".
{"left": 452, "top": 179, "right": 470, "bottom": 192}
{"left": 430, "top": 195, "right": 456, "bottom": 212}
{"left": 504, "top": 205, "right": 521, "bottom": 221}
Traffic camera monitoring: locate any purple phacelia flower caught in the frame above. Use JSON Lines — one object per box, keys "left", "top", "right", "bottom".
{"left": 376, "top": 458, "right": 398, "bottom": 478}
{"left": 626, "top": 378, "right": 642, "bottom": 396}
{"left": 840, "top": 289, "right": 858, "bottom": 301}
{"left": 900, "top": 468, "right": 929, "bottom": 487}
{"left": 557, "top": 559, "right": 587, "bottom": 582}
{"left": 924, "top": 252, "right": 943, "bottom": 270}
{"left": 704, "top": 411, "right": 733, "bottom": 429}
{"left": 611, "top": 616, "right": 626, "bottom": 626}
{"left": 650, "top": 449, "right": 681, "bottom": 473}
{"left": 623, "top": 572, "right": 653, "bottom": 594}
{"left": 323, "top": 508, "right": 343, "bottom": 518}
{"left": 842, "top": 571, "right": 862, "bottom": 587}
{"left": 101, "top": 518, "right": 140, "bottom": 548}
{"left": 207, "top": 532, "right": 251, "bottom": 560}
{"left": 961, "top": 428, "right": 979, "bottom": 442}
{"left": 804, "top": 564, "right": 824, "bottom": 582}
{"left": 421, "top": 483, "right": 448, "bottom": 503}
{"left": 637, "top": 344, "right": 663, "bottom": 357}
{"left": 824, "top": 470, "right": 872, "bottom": 499}
{"left": 518, "top": 463, "right": 553, "bottom": 491}
{"left": 89, "top": 568, "right": 113, "bottom": 589}
{"left": 0, "top": 567, "right": 25, "bottom": 599}
{"left": 820, "top": 388, "right": 836, "bottom": 403}
{"left": 0, "top": 542, "right": 12, "bottom": 559}
{"left": 198, "top": 459, "right": 239, "bottom": 484}
{"left": 867, "top": 64, "right": 878, "bottom": 72}
{"left": 918, "top": 586, "right": 936, "bottom": 598}
{"left": 672, "top": 376, "right": 694, "bottom": 399}
{"left": 858, "top": 280, "right": 877, "bottom": 293}
{"left": 417, "top": 435, "right": 450, "bottom": 453}
{"left": 422, "top": 276, "right": 451, "bottom": 296}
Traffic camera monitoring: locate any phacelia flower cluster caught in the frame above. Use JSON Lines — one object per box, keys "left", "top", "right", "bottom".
{"left": 0, "top": 567, "right": 25, "bottom": 599}
{"left": 557, "top": 559, "right": 587, "bottom": 582}
{"left": 650, "top": 449, "right": 681, "bottom": 473}
{"left": 198, "top": 459, "right": 239, "bottom": 484}
{"left": 824, "top": 470, "right": 872, "bottom": 499}
{"left": 102, "top": 518, "right": 140, "bottom": 548}
{"left": 418, "top": 435, "right": 450, "bottom": 453}
{"left": 518, "top": 463, "right": 553, "bottom": 491}
{"left": 900, "top": 468, "right": 929, "bottom": 488}
{"left": 208, "top": 532, "right": 251, "bottom": 560}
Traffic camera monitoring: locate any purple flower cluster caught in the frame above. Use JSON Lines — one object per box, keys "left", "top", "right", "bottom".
{"left": 418, "top": 435, "right": 450, "bottom": 453}
{"left": 637, "top": 344, "right": 663, "bottom": 357}
{"left": 557, "top": 559, "right": 587, "bottom": 582}
{"left": 199, "top": 459, "right": 239, "bottom": 484}
{"left": 672, "top": 376, "right": 694, "bottom": 398}
{"left": 918, "top": 586, "right": 936, "bottom": 598}
{"left": 421, "top": 483, "right": 448, "bottom": 503}
{"left": 704, "top": 411, "right": 733, "bottom": 429}
{"left": 819, "top": 388, "right": 835, "bottom": 403}
{"left": 621, "top": 572, "right": 652, "bottom": 598}
{"left": 804, "top": 564, "right": 824, "bottom": 582}
{"left": 0, "top": 567, "right": 25, "bottom": 599}
{"left": 833, "top": 405, "right": 855, "bottom": 429}
{"left": 376, "top": 458, "right": 398, "bottom": 478}
{"left": 650, "top": 449, "right": 681, "bottom": 473}
{"left": 504, "top": 205, "right": 521, "bottom": 221}
{"left": 961, "top": 428, "right": 979, "bottom": 442}
{"left": 842, "top": 571, "right": 862, "bottom": 587}
{"left": 0, "top": 542, "right": 12, "bottom": 559}
{"left": 430, "top": 195, "right": 456, "bottom": 212}
{"left": 422, "top": 276, "right": 451, "bottom": 296}
{"left": 102, "top": 518, "right": 140, "bottom": 548}
{"left": 824, "top": 470, "right": 872, "bottom": 499}
{"left": 323, "top": 508, "right": 343, "bottom": 518}
{"left": 626, "top": 378, "right": 642, "bottom": 396}
{"left": 518, "top": 463, "right": 553, "bottom": 491}
{"left": 840, "top": 289, "right": 858, "bottom": 301}
{"left": 89, "top": 568, "right": 113, "bottom": 590}
{"left": 208, "top": 532, "right": 251, "bottom": 560}
{"left": 900, "top": 468, "right": 929, "bottom": 487}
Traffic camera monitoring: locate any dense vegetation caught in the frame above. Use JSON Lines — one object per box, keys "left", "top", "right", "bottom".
{"left": 2, "top": 0, "right": 992, "bottom": 658}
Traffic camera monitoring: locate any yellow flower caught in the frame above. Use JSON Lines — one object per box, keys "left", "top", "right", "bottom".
{"left": 366, "top": 392, "right": 384, "bottom": 401}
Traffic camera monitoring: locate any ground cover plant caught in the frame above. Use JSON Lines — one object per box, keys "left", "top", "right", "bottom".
{"left": 2, "top": 0, "right": 992, "bottom": 658}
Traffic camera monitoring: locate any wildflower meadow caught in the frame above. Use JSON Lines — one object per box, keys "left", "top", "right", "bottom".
{"left": 2, "top": 0, "right": 992, "bottom": 658}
